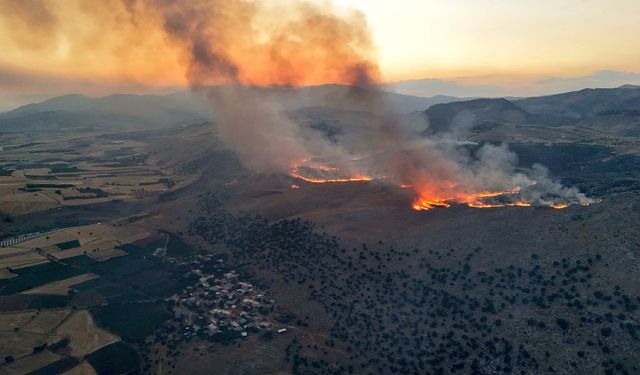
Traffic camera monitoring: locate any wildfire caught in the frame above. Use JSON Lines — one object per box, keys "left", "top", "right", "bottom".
{"left": 411, "top": 190, "right": 526, "bottom": 211}
{"left": 412, "top": 199, "right": 451, "bottom": 211}
{"left": 290, "top": 163, "right": 373, "bottom": 184}
{"left": 294, "top": 175, "right": 373, "bottom": 183}
{"left": 466, "top": 201, "right": 532, "bottom": 209}
{"left": 289, "top": 164, "right": 581, "bottom": 211}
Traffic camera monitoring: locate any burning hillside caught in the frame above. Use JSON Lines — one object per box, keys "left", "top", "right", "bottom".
{"left": 154, "top": 0, "right": 595, "bottom": 211}
{"left": 13, "top": 0, "right": 593, "bottom": 211}
{"left": 290, "top": 162, "right": 592, "bottom": 211}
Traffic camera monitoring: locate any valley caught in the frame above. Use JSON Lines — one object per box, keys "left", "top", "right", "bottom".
{"left": 0, "top": 85, "right": 639, "bottom": 375}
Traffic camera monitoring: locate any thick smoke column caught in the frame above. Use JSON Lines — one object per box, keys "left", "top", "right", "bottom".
{"left": 124, "top": 0, "right": 378, "bottom": 173}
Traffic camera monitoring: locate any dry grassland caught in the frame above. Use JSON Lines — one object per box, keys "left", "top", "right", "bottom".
{"left": 55, "top": 310, "right": 120, "bottom": 357}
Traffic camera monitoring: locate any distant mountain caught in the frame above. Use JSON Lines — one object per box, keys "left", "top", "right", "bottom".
{"left": 578, "top": 109, "right": 640, "bottom": 137}
{"left": 0, "top": 93, "right": 212, "bottom": 131}
{"left": 0, "top": 85, "right": 460, "bottom": 133}
{"left": 388, "top": 71, "right": 640, "bottom": 98}
{"left": 385, "top": 78, "right": 507, "bottom": 98}
{"left": 175, "top": 84, "right": 461, "bottom": 113}
{"left": 0, "top": 111, "right": 103, "bottom": 133}
{"left": 290, "top": 84, "right": 461, "bottom": 113}
{"left": 421, "top": 98, "right": 566, "bottom": 134}
{"left": 515, "top": 85, "right": 640, "bottom": 119}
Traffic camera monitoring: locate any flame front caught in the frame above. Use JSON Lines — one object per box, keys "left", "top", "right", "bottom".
{"left": 411, "top": 188, "right": 529, "bottom": 211}
{"left": 290, "top": 162, "right": 373, "bottom": 184}
{"left": 290, "top": 163, "right": 588, "bottom": 211}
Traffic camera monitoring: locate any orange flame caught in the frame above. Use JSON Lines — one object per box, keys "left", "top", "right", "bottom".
{"left": 291, "top": 173, "right": 373, "bottom": 184}
{"left": 290, "top": 163, "right": 373, "bottom": 184}
{"left": 289, "top": 165, "right": 578, "bottom": 211}
{"left": 466, "top": 201, "right": 532, "bottom": 209}
{"left": 410, "top": 186, "right": 531, "bottom": 211}
{"left": 411, "top": 189, "right": 528, "bottom": 211}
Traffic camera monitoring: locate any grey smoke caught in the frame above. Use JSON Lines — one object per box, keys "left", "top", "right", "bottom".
{"left": 135, "top": 0, "right": 591, "bottom": 208}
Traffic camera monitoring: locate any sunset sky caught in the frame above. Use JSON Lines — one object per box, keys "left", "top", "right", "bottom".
{"left": 336, "top": 0, "right": 640, "bottom": 81}
{"left": 1, "top": 0, "right": 639, "bottom": 108}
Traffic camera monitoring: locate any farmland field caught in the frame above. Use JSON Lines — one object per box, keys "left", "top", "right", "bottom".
{"left": 0, "top": 79, "right": 639, "bottom": 375}
{"left": 55, "top": 311, "right": 120, "bottom": 357}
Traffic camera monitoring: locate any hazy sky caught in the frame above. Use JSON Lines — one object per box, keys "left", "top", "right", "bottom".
{"left": 0, "top": 0, "right": 639, "bottom": 106}
{"left": 333, "top": 0, "right": 640, "bottom": 82}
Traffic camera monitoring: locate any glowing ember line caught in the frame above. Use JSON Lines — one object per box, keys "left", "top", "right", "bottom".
{"left": 467, "top": 201, "right": 532, "bottom": 209}
{"left": 290, "top": 165, "right": 373, "bottom": 184}
{"left": 412, "top": 200, "right": 451, "bottom": 211}
{"left": 292, "top": 174, "right": 373, "bottom": 183}
{"left": 412, "top": 187, "right": 536, "bottom": 211}
{"left": 290, "top": 165, "right": 581, "bottom": 211}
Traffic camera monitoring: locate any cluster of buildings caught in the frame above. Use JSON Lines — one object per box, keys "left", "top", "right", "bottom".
{"left": 164, "top": 254, "right": 286, "bottom": 342}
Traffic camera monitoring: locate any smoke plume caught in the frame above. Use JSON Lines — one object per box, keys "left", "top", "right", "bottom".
{"left": 1, "top": 0, "right": 592, "bottom": 208}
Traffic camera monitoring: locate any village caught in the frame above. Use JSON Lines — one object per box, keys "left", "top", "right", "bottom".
{"left": 156, "top": 252, "right": 287, "bottom": 344}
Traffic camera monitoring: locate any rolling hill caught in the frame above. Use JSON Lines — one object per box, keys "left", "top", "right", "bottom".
{"left": 0, "top": 86, "right": 463, "bottom": 133}
{"left": 515, "top": 84, "right": 640, "bottom": 119}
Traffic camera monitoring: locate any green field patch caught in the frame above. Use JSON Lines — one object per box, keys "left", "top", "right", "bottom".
{"left": 92, "top": 301, "right": 171, "bottom": 342}
{"left": 104, "top": 147, "right": 135, "bottom": 157}
{"left": 165, "top": 232, "right": 196, "bottom": 257}
{"left": 100, "top": 154, "right": 148, "bottom": 168}
{"left": 28, "top": 295, "right": 71, "bottom": 309}
{"left": 94, "top": 284, "right": 135, "bottom": 298}
{"left": 49, "top": 165, "right": 86, "bottom": 174}
{"left": 122, "top": 268, "right": 179, "bottom": 298}
{"left": 26, "top": 357, "right": 79, "bottom": 375}
{"left": 71, "top": 277, "right": 110, "bottom": 291}
{"left": 87, "top": 341, "right": 140, "bottom": 375}
{"left": 25, "top": 175, "right": 58, "bottom": 180}
{"left": 0, "top": 295, "right": 35, "bottom": 311}
{"left": 0, "top": 168, "right": 13, "bottom": 176}
{"left": 71, "top": 276, "right": 143, "bottom": 301}
{"left": 106, "top": 291, "right": 146, "bottom": 303}
{"left": 64, "top": 187, "right": 109, "bottom": 200}
{"left": 0, "top": 262, "right": 84, "bottom": 295}
{"left": 26, "top": 183, "right": 76, "bottom": 189}
{"left": 120, "top": 236, "right": 166, "bottom": 256}
{"left": 62, "top": 255, "right": 97, "bottom": 269}
{"left": 85, "top": 254, "right": 181, "bottom": 296}
{"left": 55, "top": 240, "right": 80, "bottom": 251}
{"left": 87, "top": 253, "right": 154, "bottom": 277}
{"left": 64, "top": 254, "right": 178, "bottom": 299}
